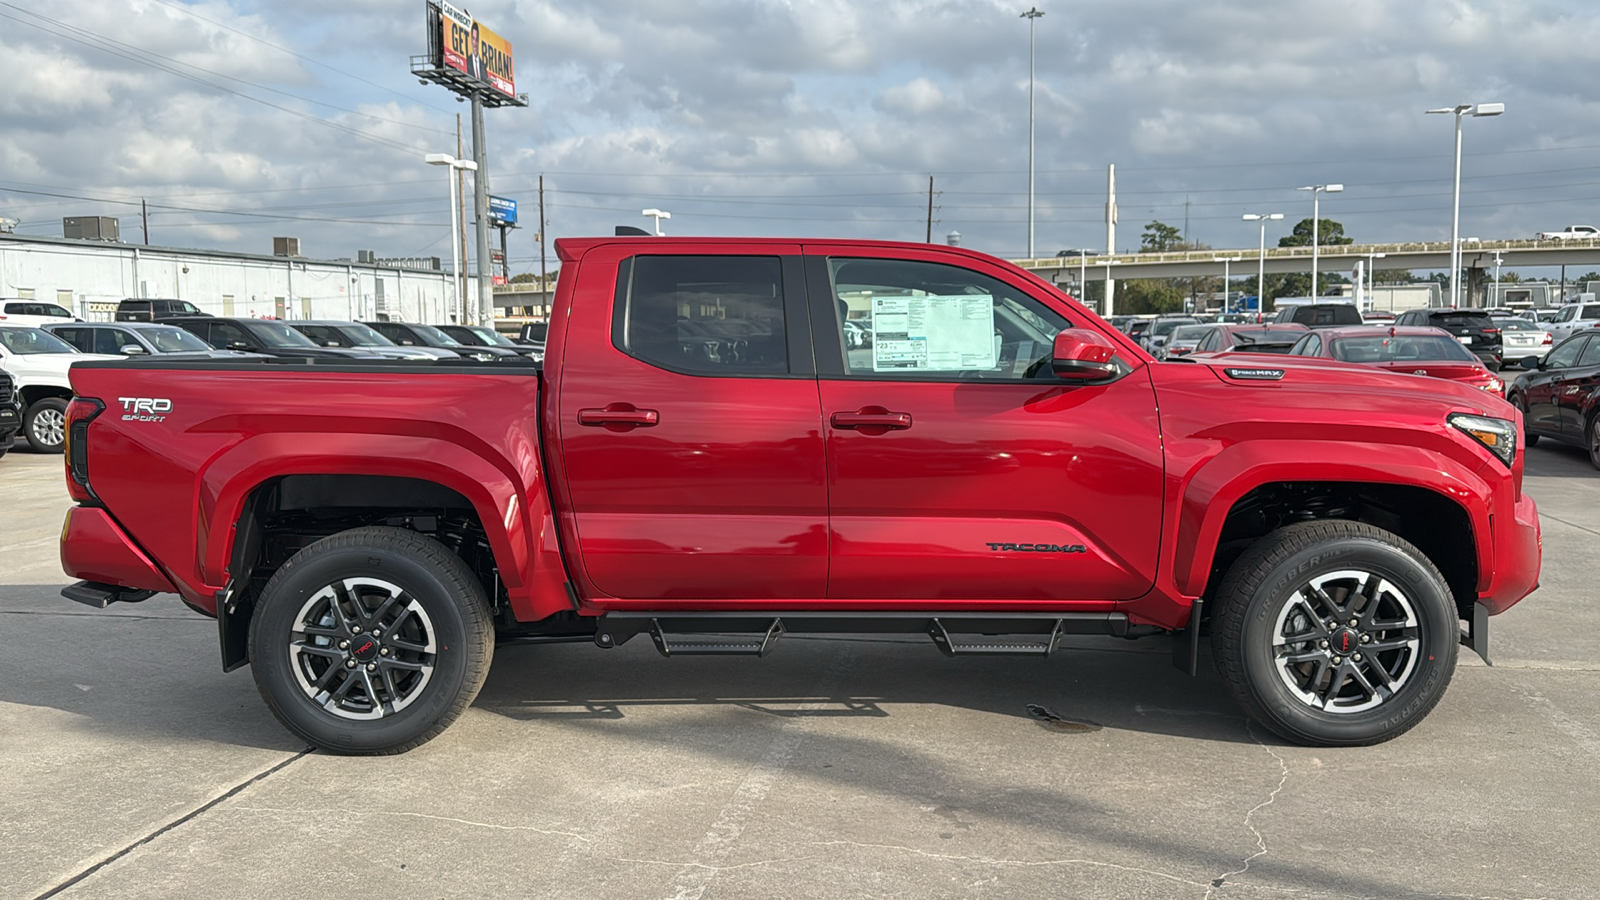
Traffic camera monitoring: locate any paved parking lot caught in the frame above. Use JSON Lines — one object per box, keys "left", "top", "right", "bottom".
{"left": 3, "top": 447, "right": 1597, "bottom": 899}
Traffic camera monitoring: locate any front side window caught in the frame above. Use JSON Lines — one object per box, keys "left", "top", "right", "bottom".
{"left": 616, "top": 255, "right": 788, "bottom": 375}
{"left": 50, "top": 327, "right": 91, "bottom": 351}
{"left": 209, "top": 322, "right": 251, "bottom": 348}
{"left": 245, "top": 321, "right": 319, "bottom": 349}
{"left": 827, "top": 257, "right": 1071, "bottom": 381}
{"left": 1580, "top": 338, "right": 1600, "bottom": 368}
{"left": 297, "top": 325, "right": 345, "bottom": 347}
{"left": 1545, "top": 337, "right": 1587, "bottom": 369}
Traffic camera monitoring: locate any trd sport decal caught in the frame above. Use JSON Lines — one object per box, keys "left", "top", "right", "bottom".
{"left": 986, "top": 542, "right": 1087, "bottom": 553}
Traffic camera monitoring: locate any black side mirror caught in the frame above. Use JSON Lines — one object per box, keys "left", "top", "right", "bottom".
{"left": 1520, "top": 356, "right": 1540, "bottom": 370}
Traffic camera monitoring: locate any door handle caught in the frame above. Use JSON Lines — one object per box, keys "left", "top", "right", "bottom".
{"left": 830, "top": 409, "right": 913, "bottom": 431}
{"left": 578, "top": 405, "right": 659, "bottom": 427}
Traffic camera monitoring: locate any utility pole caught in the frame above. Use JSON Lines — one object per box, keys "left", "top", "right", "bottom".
{"left": 1104, "top": 163, "right": 1117, "bottom": 316}
{"left": 471, "top": 96, "right": 492, "bottom": 325}
{"left": 926, "top": 175, "right": 935, "bottom": 243}
{"left": 538, "top": 174, "right": 548, "bottom": 318}
{"left": 141, "top": 198, "right": 149, "bottom": 245}
{"left": 1022, "top": 6, "right": 1044, "bottom": 259}
{"left": 456, "top": 115, "right": 468, "bottom": 321}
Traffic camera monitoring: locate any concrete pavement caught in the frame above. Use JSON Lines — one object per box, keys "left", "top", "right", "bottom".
{"left": 2, "top": 448, "right": 1596, "bottom": 899}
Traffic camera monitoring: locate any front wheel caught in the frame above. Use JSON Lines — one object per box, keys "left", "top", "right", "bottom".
{"left": 23, "top": 398, "right": 68, "bottom": 453}
{"left": 1211, "top": 520, "right": 1459, "bottom": 746}
{"left": 248, "top": 526, "right": 494, "bottom": 754}
{"left": 1588, "top": 414, "right": 1600, "bottom": 471}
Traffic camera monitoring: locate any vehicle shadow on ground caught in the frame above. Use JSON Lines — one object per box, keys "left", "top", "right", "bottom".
{"left": 1525, "top": 440, "right": 1598, "bottom": 475}
{"left": 475, "top": 634, "right": 1261, "bottom": 746}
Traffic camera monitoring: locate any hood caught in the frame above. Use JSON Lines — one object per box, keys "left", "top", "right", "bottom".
{"left": 1185, "top": 352, "right": 1512, "bottom": 419}
{"left": 1, "top": 352, "right": 123, "bottom": 387}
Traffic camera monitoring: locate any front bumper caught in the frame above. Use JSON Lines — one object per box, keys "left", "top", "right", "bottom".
{"left": 1480, "top": 492, "right": 1541, "bottom": 615}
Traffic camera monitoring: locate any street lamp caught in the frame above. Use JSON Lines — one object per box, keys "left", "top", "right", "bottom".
{"left": 1213, "top": 257, "right": 1241, "bottom": 311}
{"left": 1363, "top": 251, "right": 1387, "bottom": 310}
{"left": 1242, "top": 213, "right": 1283, "bottom": 311}
{"left": 1296, "top": 184, "right": 1342, "bottom": 299}
{"left": 1097, "top": 259, "right": 1122, "bottom": 316}
{"left": 1426, "top": 102, "right": 1503, "bottom": 308}
{"left": 425, "top": 152, "right": 478, "bottom": 324}
{"left": 1021, "top": 6, "right": 1045, "bottom": 259}
{"left": 641, "top": 208, "right": 671, "bottom": 236}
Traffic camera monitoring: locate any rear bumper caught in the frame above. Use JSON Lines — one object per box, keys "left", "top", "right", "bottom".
{"left": 1480, "top": 493, "right": 1541, "bottom": 615}
{"left": 59, "top": 506, "right": 178, "bottom": 594}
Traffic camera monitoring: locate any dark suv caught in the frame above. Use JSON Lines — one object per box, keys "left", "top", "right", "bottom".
{"left": 0, "top": 367, "right": 19, "bottom": 458}
{"left": 363, "top": 321, "right": 523, "bottom": 362}
{"left": 166, "top": 317, "right": 384, "bottom": 360}
{"left": 1393, "top": 308, "right": 1503, "bottom": 369}
{"left": 115, "top": 299, "right": 209, "bottom": 322}
{"left": 1272, "top": 303, "right": 1363, "bottom": 328}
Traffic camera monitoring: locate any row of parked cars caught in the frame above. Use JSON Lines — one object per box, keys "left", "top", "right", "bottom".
{"left": 0, "top": 297, "right": 545, "bottom": 456}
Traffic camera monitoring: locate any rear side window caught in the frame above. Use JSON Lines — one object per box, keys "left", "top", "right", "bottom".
{"left": 615, "top": 255, "right": 788, "bottom": 375}
{"left": 1581, "top": 339, "right": 1600, "bottom": 367}
{"left": 1582, "top": 306, "right": 1600, "bottom": 321}
{"left": 51, "top": 327, "right": 91, "bottom": 351}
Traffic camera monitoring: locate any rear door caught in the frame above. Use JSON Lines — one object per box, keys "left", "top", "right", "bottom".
{"left": 555, "top": 245, "right": 829, "bottom": 603}
{"left": 805, "top": 246, "right": 1163, "bottom": 602}
{"left": 1559, "top": 337, "right": 1600, "bottom": 438}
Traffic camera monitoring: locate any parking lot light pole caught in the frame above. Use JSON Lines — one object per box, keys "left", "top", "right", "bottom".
{"left": 1213, "top": 257, "right": 1241, "bottom": 311}
{"left": 1365, "top": 251, "right": 1388, "bottom": 310}
{"left": 426, "top": 153, "right": 478, "bottom": 324}
{"left": 1242, "top": 213, "right": 1282, "bottom": 310}
{"left": 1079, "top": 249, "right": 1087, "bottom": 306}
{"left": 642, "top": 208, "right": 671, "bottom": 236}
{"left": 1297, "top": 185, "right": 1342, "bottom": 299}
{"left": 1021, "top": 6, "right": 1044, "bottom": 259}
{"left": 1427, "top": 103, "right": 1503, "bottom": 308}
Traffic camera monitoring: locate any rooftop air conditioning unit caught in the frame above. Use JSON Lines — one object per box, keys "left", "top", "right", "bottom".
{"left": 64, "top": 216, "right": 120, "bottom": 241}
{"left": 273, "top": 236, "right": 301, "bottom": 257}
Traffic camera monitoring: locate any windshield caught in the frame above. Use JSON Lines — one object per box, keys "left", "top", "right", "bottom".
{"left": 1230, "top": 330, "right": 1302, "bottom": 352}
{"left": 244, "top": 321, "right": 320, "bottom": 349}
{"left": 145, "top": 327, "right": 213, "bottom": 353}
{"left": 336, "top": 323, "right": 398, "bottom": 347}
{"left": 1150, "top": 318, "right": 1199, "bottom": 338}
{"left": 522, "top": 322, "right": 548, "bottom": 342}
{"left": 1498, "top": 319, "right": 1543, "bottom": 332}
{"left": 469, "top": 326, "right": 517, "bottom": 347}
{"left": 1331, "top": 335, "right": 1479, "bottom": 363}
{"left": 412, "top": 324, "right": 462, "bottom": 346}
{"left": 1427, "top": 313, "right": 1494, "bottom": 329}
{"left": 0, "top": 326, "right": 78, "bottom": 354}
{"left": 1171, "top": 325, "right": 1210, "bottom": 341}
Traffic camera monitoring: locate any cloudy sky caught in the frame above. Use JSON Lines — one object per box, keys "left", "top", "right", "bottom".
{"left": 2, "top": 0, "right": 1597, "bottom": 274}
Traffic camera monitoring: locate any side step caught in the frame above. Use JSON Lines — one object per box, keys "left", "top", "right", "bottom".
{"left": 62, "top": 581, "right": 156, "bottom": 609}
{"left": 595, "top": 611, "right": 1135, "bottom": 659}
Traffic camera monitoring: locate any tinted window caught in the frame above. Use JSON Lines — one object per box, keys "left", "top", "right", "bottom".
{"left": 50, "top": 327, "right": 93, "bottom": 351}
{"left": 146, "top": 327, "right": 211, "bottom": 353}
{"left": 1427, "top": 313, "right": 1494, "bottom": 329}
{"left": 243, "top": 321, "right": 319, "bottom": 348}
{"left": 1582, "top": 307, "right": 1600, "bottom": 321}
{"left": 37, "top": 303, "right": 73, "bottom": 319}
{"left": 296, "top": 325, "right": 346, "bottom": 347}
{"left": 1294, "top": 305, "right": 1362, "bottom": 326}
{"left": 1171, "top": 325, "right": 1210, "bottom": 341}
{"left": 209, "top": 322, "right": 251, "bottom": 348}
{"left": 1546, "top": 337, "right": 1587, "bottom": 369}
{"left": 1331, "top": 335, "right": 1478, "bottom": 363}
{"left": 1581, "top": 339, "right": 1600, "bottom": 368}
{"left": 522, "top": 322, "right": 548, "bottom": 342}
{"left": 333, "top": 323, "right": 395, "bottom": 347}
{"left": 1149, "top": 318, "right": 1199, "bottom": 338}
{"left": 1229, "top": 329, "right": 1304, "bottom": 353}
{"left": 826, "top": 257, "right": 1069, "bottom": 381}
{"left": 617, "top": 255, "right": 788, "bottom": 374}
{"left": 95, "top": 328, "right": 131, "bottom": 354}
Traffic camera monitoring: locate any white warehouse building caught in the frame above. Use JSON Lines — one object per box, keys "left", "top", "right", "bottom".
{"left": 0, "top": 232, "right": 479, "bottom": 324}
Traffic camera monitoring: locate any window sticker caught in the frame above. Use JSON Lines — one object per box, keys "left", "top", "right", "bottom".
{"left": 871, "top": 295, "right": 997, "bottom": 371}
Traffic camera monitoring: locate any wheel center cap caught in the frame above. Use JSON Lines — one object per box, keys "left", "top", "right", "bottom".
{"left": 350, "top": 636, "right": 380, "bottom": 662}
{"left": 1331, "top": 628, "right": 1360, "bottom": 655}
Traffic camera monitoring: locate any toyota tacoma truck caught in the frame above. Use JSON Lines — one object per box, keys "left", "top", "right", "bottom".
{"left": 57, "top": 237, "right": 1541, "bottom": 753}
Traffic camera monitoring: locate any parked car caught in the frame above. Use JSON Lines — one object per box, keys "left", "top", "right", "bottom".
{"left": 114, "top": 298, "right": 209, "bottom": 322}
{"left": 1160, "top": 324, "right": 1211, "bottom": 359}
{"left": 438, "top": 324, "right": 545, "bottom": 362}
{"left": 0, "top": 299, "right": 81, "bottom": 328}
{"left": 1542, "top": 301, "right": 1600, "bottom": 344}
{"left": 517, "top": 320, "right": 548, "bottom": 345}
{"left": 840, "top": 320, "right": 872, "bottom": 350}
{"left": 58, "top": 235, "right": 1540, "bottom": 754}
{"left": 0, "top": 325, "right": 121, "bottom": 452}
{"left": 1495, "top": 318, "right": 1554, "bottom": 364}
{"left": 0, "top": 366, "right": 19, "bottom": 458}
{"left": 166, "top": 317, "right": 385, "bottom": 360}
{"left": 1361, "top": 310, "right": 1397, "bottom": 325}
{"left": 1189, "top": 322, "right": 1309, "bottom": 356}
{"left": 1288, "top": 326, "right": 1505, "bottom": 395}
{"left": 287, "top": 321, "right": 456, "bottom": 361}
{"left": 1536, "top": 225, "right": 1600, "bottom": 240}
{"left": 1534, "top": 309, "right": 1562, "bottom": 324}
{"left": 364, "top": 321, "right": 523, "bottom": 362}
{"left": 1272, "top": 303, "right": 1363, "bottom": 328}
{"left": 1142, "top": 316, "right": 1199, "bottom": 354}
{"left": 1507, "top": 331, "right": 1600, "bottom": 467}
{"left": 1392, "top": 308, "right": 1503, "bottom": 369}
{"left": 44, "top": 322, "right": 265, "bottom": 359}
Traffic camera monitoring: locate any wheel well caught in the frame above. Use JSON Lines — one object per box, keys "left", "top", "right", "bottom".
{"left": 20, "top": 385, "right": 71, "bottom": 408}
{"left": 1206, "top": 482, "right": 1477, "bottom": 619}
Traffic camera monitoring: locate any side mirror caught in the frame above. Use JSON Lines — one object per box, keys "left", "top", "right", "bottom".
{"left": 119, "top": 344, "right": 147, "bottom": 355}
{"left": 227, "top": 341, "right": 252, "bottom": 351}
{"left": 1520, "top": 356, "right": 1540, "bottom": 370}
{"left": 1051, "top": 328, "right": 1120, "bottom": 382}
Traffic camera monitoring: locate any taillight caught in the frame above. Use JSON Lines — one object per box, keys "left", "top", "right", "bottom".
{"left": 64, "top": 397, "right": 104, "bottom": 504}
{"left": 1482, "top": 328, "right": 1500, "bottom": 335}
{"left": 1544, "top": 334, "right": 1554, "bottom": 344}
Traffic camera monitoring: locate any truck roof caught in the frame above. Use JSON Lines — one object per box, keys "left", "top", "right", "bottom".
{"left": 554, "top": 235, "right": 1013, "bottom": 266}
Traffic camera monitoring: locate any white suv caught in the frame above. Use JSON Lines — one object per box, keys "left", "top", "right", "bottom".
{"left": 0, "top": 325, "right": 121, "bottom": 453}
{"left": 0, "top": 299, "right": 82, "bottom": 328}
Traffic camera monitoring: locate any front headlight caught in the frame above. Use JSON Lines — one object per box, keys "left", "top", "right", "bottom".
{"left": 1449, "top": 413, "right": 1516, "bottom": 467}
{"left": 471, "top": 351, "right": 494, "bottom": 362}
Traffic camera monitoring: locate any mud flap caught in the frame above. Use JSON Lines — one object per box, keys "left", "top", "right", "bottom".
{"left": 1172, "top": 598, "right": 1204, "bottom": 676}
{"left": 1461, "top": 601, "right": 1491, "bottom": 666}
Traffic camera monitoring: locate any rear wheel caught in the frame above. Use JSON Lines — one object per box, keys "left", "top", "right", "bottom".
{"left": 1589, "top": 414, "right": 1600, "bottom": 471}
{"left": 248, "top": 526, "right": 494, "bottom": 754}
{"left": 1212, "top": 520, "right": 1458, "bottom": 746}
{"left": 23, "top": 398, "right": 68, "bottom": 453}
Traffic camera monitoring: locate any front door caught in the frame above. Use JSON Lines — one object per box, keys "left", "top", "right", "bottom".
{"left": 1524, "top": 336, "right": 1587, "bottom": 436}
{"left": 555, "top": 245, "right": 829, "bottom": 603}
{"left": 1559, "top": 336, "right": 1600, "bottom": 438}
{"left": 806, "top": 248, "right": 1164, "bottom": 602}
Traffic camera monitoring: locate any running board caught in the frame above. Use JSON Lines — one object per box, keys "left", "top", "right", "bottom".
{"left": 594, "top": 611, "right": 1134, "bottom": 659}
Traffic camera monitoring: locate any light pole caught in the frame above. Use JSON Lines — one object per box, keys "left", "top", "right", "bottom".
{"left": 1242, "top": 213, "right": 1283, "bottom": 312}
{"left": 426, "top": 152, "right": 478, "bottom": 324}
{"left": 1079, "top": 249, "right": 1088, "bottom": 306}
{"left": 641, "top": 208, "right": 671, "bottom": 236}
{"left": 1213, "top": 257, "right": 1241, "bottom": 311}
{"left": 1097, "top": 259, "right": 1121, "bottom": 315}
{"left": 1021, "top": 7, "right": 1044, "bottom": 259}
{"left": 1427, "top": 102, "right": 1503, "bottom": 308}
{"left": 1364, "top": 251, "right": 1387, "bottom": 310}
{"left": 1296, "top": 184, "right": 1342, "bottom": 299}
{"left": 1493, "top": 251, "right": 1504, "bottom": 305}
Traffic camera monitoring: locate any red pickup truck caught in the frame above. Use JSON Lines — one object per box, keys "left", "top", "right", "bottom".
{"left": 58, "top": 237, "right": 1541, "bottom": 753}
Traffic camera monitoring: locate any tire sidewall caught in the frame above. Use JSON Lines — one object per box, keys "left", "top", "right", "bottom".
{"left": 1238, "top": 536, "right": 1457, "bottom": 745}
{"left": 251, "top": 540, "right": 477, "bottom": 753}
{"left": 24, "top": 398, "right": 68, "bottom": 453}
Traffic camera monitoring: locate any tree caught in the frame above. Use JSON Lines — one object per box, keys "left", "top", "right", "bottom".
{"left": 1278, "top": 218, "right": 1354, "bottom": 248}
{"left": 1116, "top": 279, "right": 1186, "bottom": 315}
{"left": 1141, "top": 220, "right": 1184, "bottom": 252}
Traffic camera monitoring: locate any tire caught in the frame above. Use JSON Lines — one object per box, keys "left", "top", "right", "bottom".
{"left": 1589, "top": 414, "right": 1600, "bottom": 471}
{"left": 248, "top": 526, "right": 494, "bottom": 754}
{"left": 1211, "top": 520, "right": 1458, "bottom": 747}
{"left": 23, "top": 398, "right": 68, "bottom": 453}
{"left": 1511, "top": 394, "right": 1538, "bottom": 447}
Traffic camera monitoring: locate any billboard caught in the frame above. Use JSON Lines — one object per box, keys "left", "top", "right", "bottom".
{"left": 489, "top": 195, "right": 517, "bottom": 225}
{"left": 435, "top": 1, "right": 515, "bottom": 100}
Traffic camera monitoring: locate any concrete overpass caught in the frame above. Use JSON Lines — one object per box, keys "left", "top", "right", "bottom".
{"left": 1014, "top": 238, "right": 1600, "bottom": 304}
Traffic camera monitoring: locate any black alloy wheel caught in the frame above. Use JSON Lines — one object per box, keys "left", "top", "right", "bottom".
{"left": 249, "top": 526, "right": 493, "bottom": 754}
{"left": 1212, "top": 520, "right": 1458, "bottom": 746}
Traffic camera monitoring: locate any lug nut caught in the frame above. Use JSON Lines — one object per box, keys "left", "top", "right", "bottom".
{"left": 1360, "top": 634, "right": 1371, "bottom": 644}
{"left": 345, "top": 659, "right": 356, "bottom": 669}
{"left": 338, "top": 640, "right": 349, "bottom": 650}
{"left": 379, "top": 648, "right": 390, "bottom": 656}
{"left": 366, "top": 663, "right": 377, "bottom": 672}
{"left": 1319, "top": 639, "right": 1330, "bottom": 649}
{"left": 1331, "top": 656, "right": 1343, "bottom": 665}
{"left": 1349, "top": 619, "right": 1358, "bottom": 627}
{"left": 352, "top": 626, "right": 363, "bottom": 634}
{"left": 1353, "top": 653, "right": 1364, "bottom": 662}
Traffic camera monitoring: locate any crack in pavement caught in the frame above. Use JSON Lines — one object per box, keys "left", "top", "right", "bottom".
{"left": 30, "top": 749, "right": 314, "bottom": 900}
{"left": 223, "top": 805, "right": 596, "bottom": 840}
{"left": 1204, "top": 720, "right": 1289, "bottom": 899}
